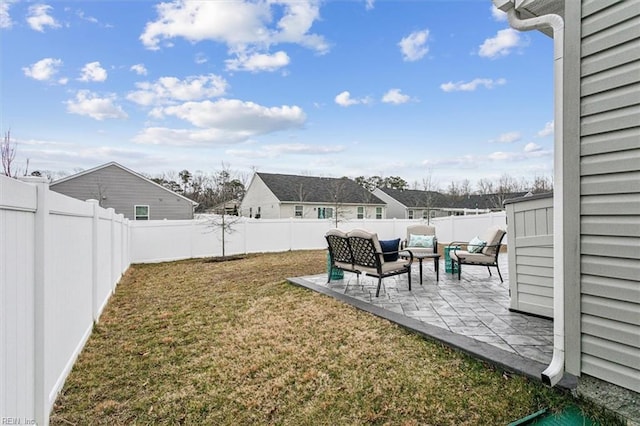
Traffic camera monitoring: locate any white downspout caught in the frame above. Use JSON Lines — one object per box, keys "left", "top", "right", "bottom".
{"left": 493, "top": 0, "right": 565, "bottom": 387}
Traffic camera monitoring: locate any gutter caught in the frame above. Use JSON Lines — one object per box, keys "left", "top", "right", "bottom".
{"left": 493, "top": 0, "right": 565, "bottom": 387}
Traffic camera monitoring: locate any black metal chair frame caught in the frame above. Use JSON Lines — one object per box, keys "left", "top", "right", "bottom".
{"left": 448, "top": 232, "right": 506, "bottom": 282}
{"left": 326, "top": 233, "right": 414, "bottom": 297}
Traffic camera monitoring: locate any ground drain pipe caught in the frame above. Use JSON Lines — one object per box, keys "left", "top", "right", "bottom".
{"left": 493, "top": 0, "right": 565, "bottom": 387}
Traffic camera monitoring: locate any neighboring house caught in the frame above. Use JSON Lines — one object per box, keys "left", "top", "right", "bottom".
{"left": 374, "top": 187, "right": 528, "bottom": 219}
{"left": 50, "top": 162, "right": 198, "bottom": 220}
{"left": 497, "top": 0, "right": 639, "bottom": 396}
{"left": 240, "top": 172, "right": 386, "bottom": 220}
{"left": 373, "top": 187, "right": 449, "bottom": 219}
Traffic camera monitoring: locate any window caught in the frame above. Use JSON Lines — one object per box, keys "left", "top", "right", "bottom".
{"left": 317, "top": 207, "right": 333, "bottom": 219}
{"left": 422, "top": 210, "right": 429, "bottom": 219}
{"left": 375, "top": 207, "right": 383, "bottom": 219}
{"left": 357, "top": 206, "right": 364, "bottom": 219}
{"left": 408, "top": 210, "right": 414, "bottom": 219}
{"left": 134, "top": 205, "right": 149, "bottom": 220}
{"left": 294, "top": 205, "right": 303, "bottom": 218}
{"left": 249, "top": 207, "right": 253, "bottom": 218}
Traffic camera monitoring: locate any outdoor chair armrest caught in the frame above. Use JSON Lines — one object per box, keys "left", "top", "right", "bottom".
{"left": 398, "top": 249, "right": 414, "bottom": 264}
{"left": 448, "top": 241, "right": 468, "bottom": 251}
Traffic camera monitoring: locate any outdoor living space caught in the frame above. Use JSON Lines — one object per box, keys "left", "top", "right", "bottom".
{"left": 290, "top": 254, "right": 557, "bottom": 382}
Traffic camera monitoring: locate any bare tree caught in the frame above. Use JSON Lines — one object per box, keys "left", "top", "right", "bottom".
{"left": 531, "top": 175, "right": 553, "bottom": 193}
{"left": 1, "top": 130, "right": 16, "bottom": 177}
{"left": 326, "top": 178, "right": 351, "bottom": 227}
{"left": 204, "top": 162, "right": 244, "bottom": 258}
{"left": 421, "top": 169, "right": 440, "bottom": 224}
{"left": 476, "top": 178, "right": 495, "bottom": 195}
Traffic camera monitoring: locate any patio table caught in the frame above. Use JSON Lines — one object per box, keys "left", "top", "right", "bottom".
{"left": 402, "top": 252, "right": 440, "bottom": 284}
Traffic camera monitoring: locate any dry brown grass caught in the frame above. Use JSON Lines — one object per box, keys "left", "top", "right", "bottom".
{"left": 50, "top": 250, "right": 611, "bottom": 425}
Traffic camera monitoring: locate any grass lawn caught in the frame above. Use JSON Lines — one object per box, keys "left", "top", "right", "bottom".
{"left": 51, "top": 250, "right": 620, "bottom": 425}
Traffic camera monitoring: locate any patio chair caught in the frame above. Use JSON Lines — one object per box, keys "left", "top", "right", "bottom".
{"left": 448, "top": 226, "right": 506, "bottom": 282}
{"left": 326, "top": 228, "right": 359, "bottom": 283}
{"left": 401, "top": 224, "right": 438, "bottom": 267}
{"left": 347, "top": 228, "right": 414, "bottom": 297}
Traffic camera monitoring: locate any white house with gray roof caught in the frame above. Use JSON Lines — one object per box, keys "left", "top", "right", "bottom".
{"left": 51, "top": 162, "right": 198, "bottom": 220}
{"left": 240, "top": 172, "right": 386, "bottom": 220}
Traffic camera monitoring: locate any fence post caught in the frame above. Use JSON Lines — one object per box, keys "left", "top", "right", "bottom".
{"left": 88, "top": 200, "right": 100, "bottom": 322}
{"left": 107, "top": 208, "right": 116, "bottom": 292}
{"left": 21, "top": 177, "right": 50, "bottom": 426}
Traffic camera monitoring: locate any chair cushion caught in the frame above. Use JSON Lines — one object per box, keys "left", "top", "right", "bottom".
{"left": 359, "top": 259, "right": 410, "bottom": 276}
{"left": 468, "top": 236, "right": 486, "bottom": 253}
{"left": 380, "top": 238, "right": 401, "bottom": 262}
{"left": 480, "top": 226, "right": 506, "bottom": 256}
{"left": 406, "top": 224, "right": 435, "bottom": 240}
{"left": 408, "top": 234, "right": 434, "bottom": 248}
{"left": 450, "top": 250, "right": 494, "bottom": 264}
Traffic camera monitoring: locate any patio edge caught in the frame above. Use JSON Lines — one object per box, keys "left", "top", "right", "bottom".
{"left": 287, "top": 276, "right": 577, "bottom": 391}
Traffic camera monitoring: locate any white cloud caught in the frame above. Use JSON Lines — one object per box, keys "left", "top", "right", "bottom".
{"left": 1, "top": 0, "right": 15, "bottom": 29}
{"left": 65, "top": 90, "right": 128, "bottom": 120}
{"left": 381, "top": 89, "right": 411, "bottom": 105}
{"left": 132, "top": 127, "right": 247, "bottom": 146}
{"left": 194, "top": 53, "right": 208, "bottom": 64}
{"left": 537, "top": 120, "right": 554, "bottom": 137}
{"left": 423, "top": 144, "right": 552, "bottom": 169}
{"left": 127, "top": 74, "right": 229, "bottom": 106}
{"left": 134, "top": 99, "right": 306, "bottom": 146}
{"left": 22, "top": 58, "right": 65, "bottom": 83}
{"left": 79, "top": 61, "right": 108, "bottom": 82}
{"left": 140, "top": 0, "right": 329, "bottom": 57}
{"left": 27, "top": 4, "right": 61, "bottom": 32}
{"left": 440, "top": 78, "right": 506, "bottom": 92}
{"left": 490, "top": 131, "right": 521, "bottom": 143}
{"left": 491, "top": 5, "right": 507, "bottom": 22}
{"left": 225, "top": 51, "right": 290, "bottom": 72}
{"left": 478, "top": 28, "right": 521, "bottom": 58}
{"left": 130, "top": 64, "right": 148, "bottom": 76}
{"left": 228, "top": 143, "right": 345, "bottom": 159}
{"left": 398, "top": 29, "right": 429, "bottom": 61}
{"left": 365, "top": 0, "right": 375, "bottom": 11}
{"left": 76, "top": 10, "right": 99, "bottom": 24}
{"left": 524, "top": 142, "right": 543, "bottom": 152}
{"left": 162, "top": 99, "right": 305, "bottom": 130}
{"left": 335, "top": 91, "right": 371, "bottom": 107}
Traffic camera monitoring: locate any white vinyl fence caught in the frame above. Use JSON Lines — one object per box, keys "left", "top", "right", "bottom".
{"left": 1, "top": 176, "right": 130, "bottom": 425}
{"left": 130, "top": 212, "right": 507, "bottom": 263}
{"left": 1, "top": 174, "right": 505, "bottom": 424}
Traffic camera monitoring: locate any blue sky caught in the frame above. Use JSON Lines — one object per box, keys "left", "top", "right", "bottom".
{"left": 1, "top": 0, "right": 555, "bottom": 189}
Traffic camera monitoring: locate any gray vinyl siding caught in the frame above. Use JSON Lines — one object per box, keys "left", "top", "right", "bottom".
{"left": 578, "top": 1, "right": 640, "bottom": 393}
{"left": 505, "top": 194, "right": 554, "bottom": 318}
{"left": 51, "top": 165, "right": 194, "bottom": 220}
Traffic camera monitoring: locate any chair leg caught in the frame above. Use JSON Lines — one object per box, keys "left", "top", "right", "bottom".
{"left": 457, "top": 261, "right": 461, "bottom": 280}
{"left": 407, "top": 269, "right": 412, "bottom": 291}
{"left": 375, "top": 277, "right": 383, "bottom": 297}
{"left": 327, "top": 266, "right": 332, "bottom": 283}
{"left": 496, "top": 265, "right": 503, "bottom": 283}
{"left": 487, "top": 266, "right": 492, "bottom": 277}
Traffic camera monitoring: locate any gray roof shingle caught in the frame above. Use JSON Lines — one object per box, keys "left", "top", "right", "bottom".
{"left": 257, "top": 172, "right": 385, "bottom": 205}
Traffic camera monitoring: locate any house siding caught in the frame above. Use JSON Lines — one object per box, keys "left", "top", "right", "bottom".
{"left": 239, "top": 175, "right": 281, "bottom": 219}
{"left": 373, "top": 188, "right": 407, "bottom": 218}
{"left": 51, "top": 165, "right": 194, "bottom": 220}
{"left": 578, "top": 1, "right": 640, "bottom": 393}
{"left": 505, "top": 194, "right": 554, "bottom": 318}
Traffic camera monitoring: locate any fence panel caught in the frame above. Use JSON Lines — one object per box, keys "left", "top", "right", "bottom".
{"left": 130, "top": 214, "right": 507, "bottom": 264}
{"left": 0, "top": 177, "right": 37, "bottom": 420}
{"left": 1, "top": 176, "right": 131, "bottom": 424}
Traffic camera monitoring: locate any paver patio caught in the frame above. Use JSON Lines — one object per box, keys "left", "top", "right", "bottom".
{"left": 289, "top": 254, "right": 569, "bottom": 387}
